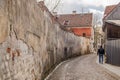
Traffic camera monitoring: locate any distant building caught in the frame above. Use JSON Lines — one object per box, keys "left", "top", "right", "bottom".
{"left": 103, "top": 3, "right": 120, "bottom": 66}
{"left": 58, "top": 12, "right": 93, "bottom": 38}
{"left": 38, "top": 1, "right": 94, "bottom": 54}
{"left": 58, "top": 12, "right": 94, "bottom": 53}
{"left": 94, "top": 27, "right": 104, "bottom": 51}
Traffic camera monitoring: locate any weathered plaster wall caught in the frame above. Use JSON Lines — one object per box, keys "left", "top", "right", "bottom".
{"left": 0, "top": 0, "right": 89, "bottom": 80}
{"left": 0, "top": 0, "right": 45, "bottom": 80}
{"left": 0, "top": 5, "right": 9, "bottom": 44}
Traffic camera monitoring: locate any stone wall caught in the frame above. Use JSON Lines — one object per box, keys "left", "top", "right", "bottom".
{"left": 0, "top": 0, "right": 89, "bottom": 80}
{"left": 42, "top": 9, "right": 83, "bottom": 78}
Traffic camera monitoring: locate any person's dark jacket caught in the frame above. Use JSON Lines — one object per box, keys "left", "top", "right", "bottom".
{"left": 97, "top": 48, "right": 105, "bottom": 55}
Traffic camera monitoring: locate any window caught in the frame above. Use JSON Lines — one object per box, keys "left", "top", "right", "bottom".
{"left": 108, "top": 26, "right": 120, "bottom": 39}
{"left": 83, "top": 33, "right": 86, "bottom": 37}
{"left": 63, "top": 20, "right": 69, "bottom": 25}
{"left": 108, "top": 29, "right": 120, "bottom": 38}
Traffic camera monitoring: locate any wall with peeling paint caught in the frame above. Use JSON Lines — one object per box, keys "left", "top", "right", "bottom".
{"left": 0, "top": 0, "right": 89, "bottom": 80}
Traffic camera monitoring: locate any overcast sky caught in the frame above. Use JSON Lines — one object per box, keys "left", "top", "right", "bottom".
{"left": 38, "top": 0, "right": 120, "bottom": 14}
{"left": 38, "top": 0, "right": 120, "bottom": 25}
{"left": 59, "top": 0, "right": 119, "bottom": 14}
{"left": 57, "top": 0, "right": 120, "bottom": 25}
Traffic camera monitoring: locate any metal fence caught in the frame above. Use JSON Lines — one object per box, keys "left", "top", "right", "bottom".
{"left": 106, "top": 39, "right": 120, "bottom": 66}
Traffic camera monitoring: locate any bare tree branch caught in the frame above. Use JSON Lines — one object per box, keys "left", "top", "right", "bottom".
{"left": 52, "top": 0, "right": 61, "bottom": 12}
{"left": 38, "top": 0, "right": 61, "bottom": 12}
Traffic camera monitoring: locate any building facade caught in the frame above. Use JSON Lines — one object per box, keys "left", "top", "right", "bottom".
{"left": 58, "top": 12, "right": 94, "bottom": 53}
{"left": 103, "top": 3, "right": 120, "bottom": 66}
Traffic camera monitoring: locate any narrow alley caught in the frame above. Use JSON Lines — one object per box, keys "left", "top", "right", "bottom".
{"left": 0, "top": 0, "right": 120, "bottom": 80}
{"left": 45, "top": 54, "right": 119, "bottom": 80}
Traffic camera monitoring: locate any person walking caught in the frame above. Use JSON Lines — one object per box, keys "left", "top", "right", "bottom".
{"left": 97, "top": 46, "right": 105, "bottom": 64}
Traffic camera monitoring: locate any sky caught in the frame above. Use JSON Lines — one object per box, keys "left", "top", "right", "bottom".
{"left": 58, "top": 0, "right": 120, "bottom": 25}
{"left": 39, "top": 0, "right": 120, "bottom": 13}
{"left": 57, "top": 0, "right": 120, "bottom": 14}
{"left": 38, "top": 0, "right": 120, "bottom": 14}
{"left": 38, "top": 0, "right": 120, "bottom": 25}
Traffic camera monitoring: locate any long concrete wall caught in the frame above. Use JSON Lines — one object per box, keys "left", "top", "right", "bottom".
{"left": 0, "top": 0, "right": 90, "bottom": 80}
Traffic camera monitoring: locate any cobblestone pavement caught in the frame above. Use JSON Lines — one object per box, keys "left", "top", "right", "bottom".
{"left": 45, "top": 54, "right": 120, "bottom": 80}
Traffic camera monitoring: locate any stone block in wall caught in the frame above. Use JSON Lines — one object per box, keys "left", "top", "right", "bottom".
{"left": 0, "top": 8, "right": 9, "bottom": 43}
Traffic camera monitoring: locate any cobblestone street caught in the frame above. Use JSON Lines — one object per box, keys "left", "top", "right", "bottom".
{"left": 45, "top": 54, "right": 119, "bottom": 80}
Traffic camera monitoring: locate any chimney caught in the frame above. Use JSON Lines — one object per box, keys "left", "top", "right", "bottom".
{"left": 72, "top": 10, "right": 77, "bottom": 14}
{"left": 53, "top": 12, "right": 57, "bottom": 16}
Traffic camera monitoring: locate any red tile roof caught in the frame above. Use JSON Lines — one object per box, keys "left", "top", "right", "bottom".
{"left": 104, "top": 5, "right": 117, "bottom": 19}
{"left": 58, "top": 13, "right": 93, "bottom": 27}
